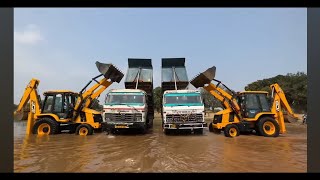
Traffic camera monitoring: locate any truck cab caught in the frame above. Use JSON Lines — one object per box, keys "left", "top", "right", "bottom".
{"left": 103, "top": 89, "right": 149, "bottom": 133}
{"left": 162, "top": 89, "right": 207, "bottom": 134}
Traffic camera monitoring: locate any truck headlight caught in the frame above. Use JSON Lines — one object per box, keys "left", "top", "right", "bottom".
{"left": 136, "top": 117, "right": 142, "bottom": 121}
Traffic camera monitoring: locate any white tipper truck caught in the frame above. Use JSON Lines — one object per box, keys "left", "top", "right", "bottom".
{"left": 103, "top": 89, "right": 149, "bottom": 133}
{"left": 161, "top": 58, "right": 207, "bottom": 134}
{"left": 103, "top": 58, "right": 154, "bottom": 134}
{"left": 162, "top": 89, "right": 206, "bottom": 134}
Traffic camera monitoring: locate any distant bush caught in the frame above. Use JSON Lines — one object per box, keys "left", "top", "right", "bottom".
{"left": 245, "top": 72, "right": 307, "bottom": 113}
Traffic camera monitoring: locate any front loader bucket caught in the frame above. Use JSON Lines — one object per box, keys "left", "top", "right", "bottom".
{"left": 190, "top": 66, "right": 216, "bottom": 88}
{"left": 96, "top": 61, "right": 124, "bottom": 83}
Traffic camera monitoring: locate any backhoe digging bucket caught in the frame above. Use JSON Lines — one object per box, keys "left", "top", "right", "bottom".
{"left": 284, "top": 113, "right": 299, "bottom": 123}
{"left": 190, "top": 66, "right": 216, "bottom": 88}
{"left": 96, "top": 61, "right": 124, "bottom": 83}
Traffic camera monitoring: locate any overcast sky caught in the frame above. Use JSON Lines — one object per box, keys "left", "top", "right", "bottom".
{"left": 14, "top": 8, "right": 307, "bottom": 104}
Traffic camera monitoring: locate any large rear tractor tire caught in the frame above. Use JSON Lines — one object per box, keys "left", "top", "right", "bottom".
{"left": 32, "top": 118, "right": 60, "bottom": 135}
{"left": 209, "top": 122, "right": 214, "bottom": 132}
{"left": 257, "top": 117, "right": 280, "bottom": 137}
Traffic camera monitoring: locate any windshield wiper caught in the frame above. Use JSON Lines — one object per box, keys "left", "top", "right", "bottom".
{"left": 119, "top": 103, "right": 139, "bottom": 112}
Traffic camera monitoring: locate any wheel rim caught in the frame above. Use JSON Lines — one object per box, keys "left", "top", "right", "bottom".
{"left": 229, "top": 127, "right": 237, "bottom": 137}
{"left": 263, "top": 121, "right": 276, "bottom": 135}
{"left": 38, "top": 123, "right": 51, "bottom": 135}
{"left": 79, "top": 127, "right": 88, "bottom": 135}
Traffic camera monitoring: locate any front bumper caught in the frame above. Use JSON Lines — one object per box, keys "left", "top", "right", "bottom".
{"left": 163, "top": 122, "right": 207, "bottom": 130}
{"left": 101, "top": 122, "right": 146, "bottom": 131}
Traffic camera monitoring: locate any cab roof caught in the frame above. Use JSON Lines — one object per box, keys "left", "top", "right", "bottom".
{"left": 44, "top": 90, "right": 78, "bottom": 94}
{"left": 108, "top": 89, "right": 147, "bottom": 93}
{"left": 164, "top": 89, "right": 201, "bottom": 94}
{"left": 239, "top": 91, "right": 268, "bottom": 94}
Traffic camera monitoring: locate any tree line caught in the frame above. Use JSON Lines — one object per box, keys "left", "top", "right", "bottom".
{"left": 152, "top": 71, "right": 307, "bottom": 113}
{"left": 244, "top": 72, "right": 307, "bottom": 113}
{"left": 14, "top": 71, "right": 307, "bottom": 115}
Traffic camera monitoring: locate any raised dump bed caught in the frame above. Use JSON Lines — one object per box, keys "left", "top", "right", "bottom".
{"left": 161, "top": 58, "right": 189, "bottom": 92}
{"left": 124, "top": 58, "right": 154, "bottom": 121}
{"left": 160, "top": 58, "right": 207, "bottom": 134}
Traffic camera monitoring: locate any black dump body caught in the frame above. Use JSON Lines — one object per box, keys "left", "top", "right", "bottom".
{"left": 124, "top": 58, "right": 154, "bottom": 120}
{"left": 161, "top": 58, "right": 189, "bottom": 92}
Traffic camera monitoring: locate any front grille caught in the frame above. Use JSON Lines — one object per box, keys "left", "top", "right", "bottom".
{"left": 166, "top": 113, "right": 203, "bottom": 123}
{"left": 105, "top": 113, "right": 142, "bottom": 121}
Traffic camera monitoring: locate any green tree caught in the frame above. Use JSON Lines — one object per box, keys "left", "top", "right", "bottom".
{"left": 200, "top": 88, "right": 223, "bottom": 109}
{"left": 153, "top": 87, "right": 162, "bottom": 113}
{"left": 245, "top": 72, "right": 307, "bottom": 113}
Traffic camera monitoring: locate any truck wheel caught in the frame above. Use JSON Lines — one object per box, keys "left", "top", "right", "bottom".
{"left": 32, "top": 118, "right": 60, "bottom": 135}
{"left": 76, "top": 124, "right": 93, "bottom": 136}
{"left": 224, "top": 124, "right": 240, "bottom": 137}
{"left": 209, "top": 122, "right": 214, "bottom": 132}
{"left": 257, "top": 117, "right": 280, "bottom": 137}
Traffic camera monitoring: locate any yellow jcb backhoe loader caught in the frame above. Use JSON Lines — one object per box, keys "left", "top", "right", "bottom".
{"left": 190, "top": 66, "right": 299, "bottom": 137}
{"left": 14, "top": 61, "right": 124, "bottom": 136}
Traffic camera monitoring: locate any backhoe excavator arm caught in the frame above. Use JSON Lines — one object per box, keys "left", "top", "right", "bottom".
{"left": 73, "top": 61, "right": 124, "bottom": 119}
{"left": 190, "top": 66, "right": 242, "bottom": 119}
{"left": 270, "top": 83, "right": 299, "bottom": 133}
{"left": 74, "top": 74, "right": 113, "bottom": 111}
{"left": 204, "top": 82, "right": 239, "bottom": 112}
{"left": 204, "top": 80, "right": 242, "bottom": 119}
{"left": 14, "top": 78, "right": 42, "bottom": 134}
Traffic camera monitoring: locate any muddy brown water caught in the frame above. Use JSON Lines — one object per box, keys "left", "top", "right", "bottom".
{"left": 14, "top": 115, "right": 307, "bottom": 172}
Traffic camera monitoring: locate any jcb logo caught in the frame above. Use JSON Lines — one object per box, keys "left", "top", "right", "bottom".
{"left": 31, "top": 101, "right": 36, "bottom": 113}
{"left": 275, "top": 100, "right": 280, "bottom": 112}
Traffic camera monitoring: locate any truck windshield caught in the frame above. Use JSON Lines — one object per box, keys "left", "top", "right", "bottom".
{"left": 105, "top": 93, "right": 145, "bottom": 106}
{"left": 164, "top": 93, "right": 203, "bottom": 106}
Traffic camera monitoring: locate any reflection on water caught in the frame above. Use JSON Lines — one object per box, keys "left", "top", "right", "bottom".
{"left": 14, "top": 118, "right": 307, "bottom": 172}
